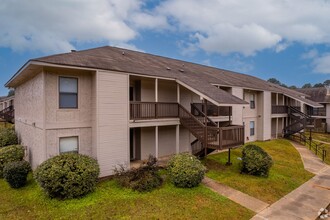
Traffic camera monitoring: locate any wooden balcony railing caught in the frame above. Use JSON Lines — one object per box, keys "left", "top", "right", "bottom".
{"left": 272, "top": 105, "right": 300, "bottom": 114}
{"left": 130, "top": 102, "right": 179, "bottom": 120}
{"left": 220, "top": 125, "right": 245, "bottom": 148}
{"left": 307, "top": 108, "right": 326, "bottom": 116}
{"left": 271, "top": 105, "right": 288, "bottom": 114}
{"left": 191, "top": 103, "right": 230, "bottom": 116}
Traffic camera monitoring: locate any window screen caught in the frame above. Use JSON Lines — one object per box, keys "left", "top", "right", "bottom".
{"left": 59, "top": 136, "right": 79, "bottom": 153}
{"left": 250, "top": 121, "right": 255, "bottom": 136}
{"left": 59, "top": 77, "right": 78, "bottom": 108}
{"left": 250, "top": 94, "right": 255, "bottom": 109}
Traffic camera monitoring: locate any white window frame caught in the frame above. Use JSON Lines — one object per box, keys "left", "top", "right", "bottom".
{"left": 250, "top": 121, "right": 255, "bottom": 136}
{"left": 59, "top": 136, "right": 79, "bottom": 154}
{"left": 250, "top": 94, "right": 255, "bottom": 109}
{"left": 59, "top": 76, "right": 78, "bottom": 109}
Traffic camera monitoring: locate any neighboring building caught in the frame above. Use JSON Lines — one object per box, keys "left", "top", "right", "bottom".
{"left": 296, "top": 87, "right": 330, "bottom": 132}
{"left": 5, "top": 46, "right": 322, "bottom": 177}
{"left": 0, "top": 95, "right": 15, "bottom": 123}
{"left": 0, "top": 95, "right": 14, "bottom": 111}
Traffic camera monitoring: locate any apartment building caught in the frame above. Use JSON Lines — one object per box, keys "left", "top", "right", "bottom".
{"left": 296, "top": 87, "right": 330, "bottom": 132}
{"left": 5, "top": 46, "right": 322, "bottom": 177}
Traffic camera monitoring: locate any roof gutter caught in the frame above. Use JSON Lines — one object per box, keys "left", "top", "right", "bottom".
{"left": 5, "top": 60, "right": 31, "bottom": 87}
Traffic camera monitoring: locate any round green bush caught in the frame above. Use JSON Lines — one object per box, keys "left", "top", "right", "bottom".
{"left": 34, "top": 153, "right": 100, "bottom": 199}
{"left": 3, "top": 160, "right": 31, "bottom": 188}
{"left": 241, "top": 144, "right": 273, "bottom": 177}
{"left": 167, "top": 153, "right": 206, "bottom": 188}
{"left": 0, "top": 145, "right": 25, "bottom": 178}
{"left": 0, "top": 127, "right": 18, "bottom": 148}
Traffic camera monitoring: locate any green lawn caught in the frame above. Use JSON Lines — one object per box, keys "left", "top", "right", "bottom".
{"left": 306, "top": 132, "right": 330, "bottom": 143}
{"left": 204, "top": 139, "right": 314, "bottom": 204}
{"left": 0, "top": 175, "right": 254, "bottom": 220}
{"left": 305, "top": 132, "right": 330, "bottom": 164}
{"left": 0, "top": 122, "right": 13, "bottom": 128}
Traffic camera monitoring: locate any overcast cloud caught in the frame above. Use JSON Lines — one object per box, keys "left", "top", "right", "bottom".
{"left": 1, "top": 0, "right": 330, "bottom": 74}
{"left": 0, "top": 0, "right": 165, "bottom": 53}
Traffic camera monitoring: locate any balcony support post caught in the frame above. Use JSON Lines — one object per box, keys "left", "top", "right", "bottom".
{"left": 177, "top": 84, "right": 180, "bottom": 103}
{"left": 155, "top": 126, "right": 159, "bottom": 158}
{"left": 176, "top": 125, "right": 180, "bottom": 154}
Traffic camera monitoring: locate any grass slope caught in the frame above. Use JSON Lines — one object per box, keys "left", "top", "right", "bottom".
{"left": 204, "top": 139, "right": 314, "bottom": 204}
{"left": 0, "top": 175, "right": 254, "bottom": 220}
{"left": 305, "top": 132, "right": 330, "bottom": 164}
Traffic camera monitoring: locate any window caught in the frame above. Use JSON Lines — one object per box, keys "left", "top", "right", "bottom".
{"left": 59, "top": 136, "right": 79, "bottom": 153}
{"left": 250, "top": 94, "right": 255, "bottom": 109}
{"left": 59, "top": 77, "right": 78, "bottom": 108}
{"left": 250, "top": 121, "right": 255, "bottom": 136}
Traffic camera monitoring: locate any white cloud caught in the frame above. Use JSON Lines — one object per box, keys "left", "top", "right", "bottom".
{"left": 301, "top": 49, "right": 319, "bottom": 59}
{"left": 275, "top": 42, "right": 290, "bottom": 53}
{"left": 313, "top": 54, "right": 330, "bottom": 74}
{"left": 218, "top": 55, "right": 254, "bottom": 73}
{"left": 195, "top": 23, "right": 281, "bottom": 56}
{"left": 0, "top": 0, "right": 165, "bottom": 53}
{"left": 110, "top": 42, "right": 144, "bottom": 52}
{"left": 153, "top": 0, "right": 330, "bottom": 55}
{"left": 2, "top": 0, "right": 330, "bottom": 57}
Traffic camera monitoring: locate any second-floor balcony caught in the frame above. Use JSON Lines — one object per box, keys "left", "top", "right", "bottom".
{"left": 271, "top": 105, "right": 300, "bottom": 114}
{"left": 130, "top": 102, "right": 179, "bottom": 120}
{"left": 191, "top": 103, "right": 231, "bottom": 117}
{"left": 307, "top": 107, "right": 326, "bottom": 117}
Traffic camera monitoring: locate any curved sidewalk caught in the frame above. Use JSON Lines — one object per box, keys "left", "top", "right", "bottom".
{"left": 252, "top": 141, "right": 330, "bottom": 220}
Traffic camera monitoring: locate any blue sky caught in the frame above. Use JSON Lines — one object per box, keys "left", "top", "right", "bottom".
{"left": 1, "top": 0, "right": 329, "bottom": 96}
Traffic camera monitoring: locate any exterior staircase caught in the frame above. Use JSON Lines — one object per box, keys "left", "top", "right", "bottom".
{"left": 0, "top": 105, "right": 14, "bottom": 123}
{"left": 129, "top": 101, "right": 244, "bottom": 157}
{"left": 283, "top": 106, "right": 312, "bottom": 138}
{"left": 178, "top": 104, "right": 244, "bottom": 157}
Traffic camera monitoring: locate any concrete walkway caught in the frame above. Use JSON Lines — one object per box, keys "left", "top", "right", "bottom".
{"left": 252, "top": 141, "right": 330, "bottom": 220}
{"left": 202, "top": 177, "right": 269, "bottom": 213}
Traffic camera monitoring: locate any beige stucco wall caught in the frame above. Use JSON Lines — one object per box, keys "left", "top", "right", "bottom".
{"left": 15, "top": 72, "right": 45, "bottom": 168}
{"left": 44, "top": 69, "right": 92, "bottom": 128}
{"left": 96, "top": 70, "right": 129, "bottom": 177}
{"left": 46, "top": 128, "right": 92, "bottom": 159}
{"left": 41, "top": 69, "right": 94, "bottom": 165}
{"left": 16, "top": 122, "right": 45, "bottom": 169}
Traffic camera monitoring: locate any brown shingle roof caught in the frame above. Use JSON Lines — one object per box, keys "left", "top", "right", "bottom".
{"left": 296, "top": 87, "right": 330, "bottom": 103}
{"left": 6, "top": 46, "right": 323, "bottom": 107}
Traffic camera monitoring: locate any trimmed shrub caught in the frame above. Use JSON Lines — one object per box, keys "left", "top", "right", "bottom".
{"left": 3, "top": 160, "right": 31, "bottom": 188}
{"left": 0, "top": 127, "right": 18, "bottom": 148}
{"left": 167, "top": 153, "right": 206, "bottom": 188}
{"left": 114, "top": 155, "right": 163, "bottom": 192}
{"left": 34, "top": 153, "right": 100, "bottom": 199}
{"left": 0, "top": 145, "right": 25, "bottom": 178}
{"left": 241, "top": 144, "right": 273, "bottom": 177}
